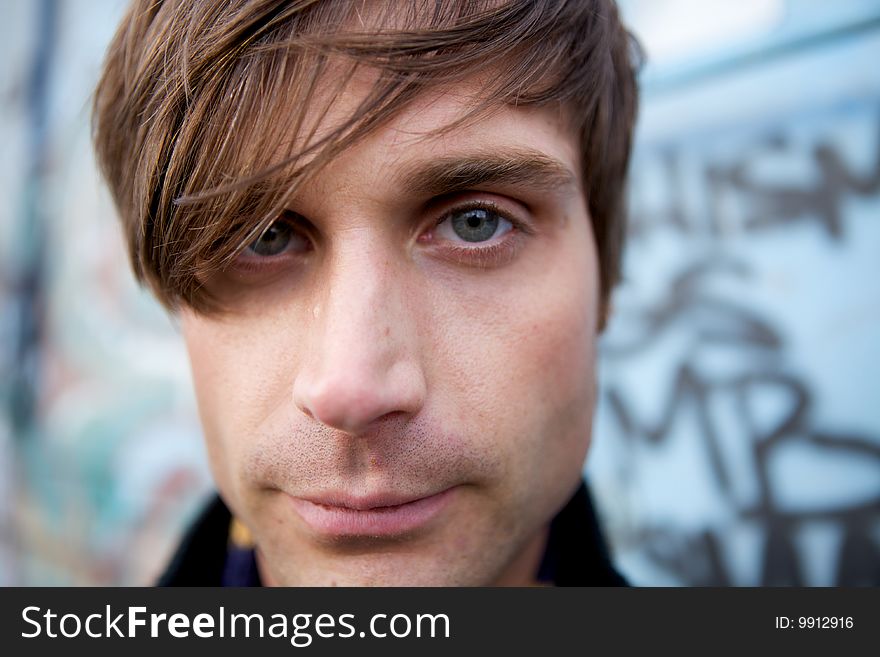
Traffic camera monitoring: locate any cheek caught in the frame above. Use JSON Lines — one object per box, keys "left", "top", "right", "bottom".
{"left": 502, "top": 268, "right": 597, "bottom": 478}
{"left": 180, "top": 312, "right": 298, "bottom": 496}
{"left": 430, "top": 224, "right": 600, "bottom": 489}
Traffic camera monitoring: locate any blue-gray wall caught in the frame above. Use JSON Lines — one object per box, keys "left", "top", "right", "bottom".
{"left": 590, "top": 0, "right": 880, "bottom": 585}
{"left": 1, "top": 0, "right": 877, "bottom": 585}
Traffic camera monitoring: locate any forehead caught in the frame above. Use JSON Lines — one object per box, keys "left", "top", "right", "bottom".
{"left": 272, "top": 64, "right": 581, "bottom": 201}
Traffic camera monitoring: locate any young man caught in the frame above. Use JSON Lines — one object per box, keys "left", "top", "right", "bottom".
{"left": 92, "top": 0, "right": 638, "bottom": 586}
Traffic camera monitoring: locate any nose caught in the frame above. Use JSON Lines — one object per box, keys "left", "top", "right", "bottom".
{"left": 292, "top": 244, "right": 427, "bottom": 435}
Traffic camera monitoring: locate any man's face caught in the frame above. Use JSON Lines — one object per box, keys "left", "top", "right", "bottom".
{"left": 180, "top": 73, "right": 601, "bottom": 586}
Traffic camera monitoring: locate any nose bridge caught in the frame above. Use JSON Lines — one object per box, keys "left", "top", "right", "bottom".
{"left": 294, "top": 234, "right": 425, "bottom": 434}
{"left": 322, "top": 237, "right": 402, "bottom": 360}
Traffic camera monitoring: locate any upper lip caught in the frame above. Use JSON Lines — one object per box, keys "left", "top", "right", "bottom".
{"left": 297, "top": 490, "right": 446, "bottom": 511}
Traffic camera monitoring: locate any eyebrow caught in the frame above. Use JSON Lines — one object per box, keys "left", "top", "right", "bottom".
{"left": 398, "top": 148, "right": 577, "bottom": 198}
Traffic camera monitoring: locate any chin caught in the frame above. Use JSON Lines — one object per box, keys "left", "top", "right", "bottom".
{"left": 261, "top": 549, "right": 493, "bottom": 587}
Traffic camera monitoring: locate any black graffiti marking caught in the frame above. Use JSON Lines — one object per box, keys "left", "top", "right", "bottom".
{"left": 604, "top": 259, "right": 781, "bottom": 358}
{"left": 603, "top": 258, "right": 880, "bottom": 585}
{"left": 836, "top": 526, "right": 880, "bottom": 586}
{"left": 712, "top": 130, "right": 880, "bottom": 239}
{"left": 608, "top": 364, "right": 733, "bottom": 494}
{"left": 627, "top": 108, "right": 880, "bottom": 241}
{"left": 634, "top": 528, "right": 731, "bottom": 587}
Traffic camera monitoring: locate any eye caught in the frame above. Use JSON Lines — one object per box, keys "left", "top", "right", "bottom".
{"left": 436, "top": 206, "right": 513, "bottom": 244}
{"left": 244, "top": 219, "right": 310, "bottom": 257}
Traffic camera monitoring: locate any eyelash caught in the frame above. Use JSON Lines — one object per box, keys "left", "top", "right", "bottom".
{"left": 425, "top": 200, "right": 532, "bottom": 268}
{"left": 231, "top": 199, "right": 532, "bottom": 275}
{"left": 231, "top": 219, "right": 312, "bottom": 275}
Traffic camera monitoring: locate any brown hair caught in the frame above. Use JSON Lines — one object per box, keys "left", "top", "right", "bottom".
{"left": 92, "top": 0, "right": 639, "bottom": 316}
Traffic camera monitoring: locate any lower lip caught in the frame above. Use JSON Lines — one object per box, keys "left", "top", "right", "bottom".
{"left": 288, "top": 488, "right": 455, "bottom": 537}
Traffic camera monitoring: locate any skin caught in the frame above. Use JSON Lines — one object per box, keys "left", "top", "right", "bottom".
{"left": 180, "top": 72, "right": 601, "bottom": 586}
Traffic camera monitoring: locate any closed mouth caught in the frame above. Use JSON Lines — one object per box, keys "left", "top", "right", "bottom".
{"left": 287, "top": 487, "right": 456, "bottom": 537}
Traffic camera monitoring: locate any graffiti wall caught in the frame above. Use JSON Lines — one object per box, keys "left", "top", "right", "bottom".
{"left": 589, "top": 0, "right": 880, "bottom": 585}
{"left": 0, "top": 0, "right": 213, "bottom": 585}
{"left": 0, "top": 0, "right": 877, "bottom": 585}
